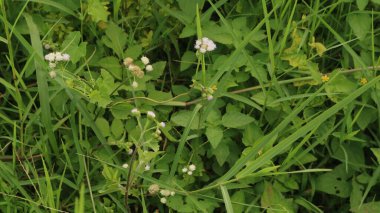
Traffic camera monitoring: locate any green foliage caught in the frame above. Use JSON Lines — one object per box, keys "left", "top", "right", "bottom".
{"left": 1, "top": 0, "right": 380, "bottom": 212}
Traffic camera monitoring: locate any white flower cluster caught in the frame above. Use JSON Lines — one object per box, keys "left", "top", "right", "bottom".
{"left": 141, "top": 56, "right": 153, "bottom": 72}
{"left": 182, "top": 164, "right": 196, "bottom": 176}
{"left": 159, "top": 189, "right": 175, "bottom": 204}
{"left": 44, "top": 52, "right": 70, "bottom": 63}
{"left": 194, "top": 37, "right": 216, "bottom": 53}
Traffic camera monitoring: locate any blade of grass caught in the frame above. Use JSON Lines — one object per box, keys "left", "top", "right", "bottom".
{"left": 24, "top": 13, "right": 58, "bottom": 154}
{"left": 220, "top": 185, "right": 234, "bottom": 213}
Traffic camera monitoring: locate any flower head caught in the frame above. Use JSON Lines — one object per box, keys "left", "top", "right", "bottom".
{"left": 182, "top": 167, "right": 188, "bottom": 173}
{"left": 147, "top": 111, "right": 156, "bottom": 119}
{"left": 148, "top": 184, "right": 160, "bottom": 195}
{"left": 144, "top": 164, "right": 151, "bottom": 171}
{"left": 122, "top": 163, "right": 129, "bottom": 168}
{"left": 360, "top": 78, "right": 368, "bottom": 85}
{"left": 160, "top": 197, "right": 167, "bottom": 204}
{"left": 131, "top": 108, "right": 140, "bottom": 116}
{"left": 49, "top": 71, "right": 57, "bottom": 79}
{"left": 123, "top": 57, "right": 133, "bottom": 66}
{"left": 131, "top": 81, "right": 138, "bottom": 89}
{"left": 44, "top": 53, "right": 55, "bottom": 62}
{"left": 159, "top": 122, "right": 166, "bottom": 128}
{"left": 194, "top": 37, "right": 216, "bottom": 53}
{"left": 141, "top": 56, "right": 150, "bottom": 65}
{"left": 321, "top": 74, "right": 329, "bottom": 82}
{"left": 145, "top": 64, "right": 153, "bottom": 72}
{"left": 62, "top": 53, "right": 70, "bottom": 61}
{"left": 188, "top": 164, "right": 196, "bottom": 171}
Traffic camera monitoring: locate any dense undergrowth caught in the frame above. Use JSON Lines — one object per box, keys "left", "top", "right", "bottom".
{"left": 1, "top": 0, "right": 380, "bottom": 212}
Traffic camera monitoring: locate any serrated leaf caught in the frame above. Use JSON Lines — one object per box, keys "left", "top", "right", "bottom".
{"left": 102, "top": 22, "right": 127, "bottom": 57}
{"left": 315, "top": 164, "right": 352, "bottom": 198}
{"left": 110, "top": 102, "right": 134, "bottom": 119}
{"left": 124, "top": 45, "right": 142, "bottom": 59}
{"left": 171, "top": 110, "right": 202, "bottom": 130}
{"left": 222, "top": 111, "right": 255, "bottom": 128}
{"left": 88, "top": 90, "right": 112, "bottom": 108}
{"left": 61, "top": 31, "right": 87, "bottom": 63}
{"left": 213, "top": 143, "right": 230, "bottom": 166}
{"left": 206, "top": 126, "right": 223, "bottom": 149}
{"left": 146, "top": 61, "right": 166, "bottom": 80}
{"left": 88, "top": 0, "right": 110, "bottom": 23}
{"left": 95, "top": 56, "right": 122, "bottom": 80}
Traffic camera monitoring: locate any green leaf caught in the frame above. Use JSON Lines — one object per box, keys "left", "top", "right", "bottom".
{"left": 351, "top": 202, "right": 380, "bottom": 213}
{"left": 261, "top": 182, "right": 295, "bottom": 213}
{"left": 372, "top": 0, "right": 380, "bottom": 4}
{"left": 110, "top": 102, "right": 134, "bottom": 119}
{"left": 147, "top": 61, "right": 166, "bottom": 80}
{"left": 222, "top": 111, "right": 255, "bottom": 128}
{"left": 180, "top": 51, "right": 197, "bottom": 71}
{"left": 61, "top": 31, "right": 87, "bottom": 63}
{"left": 102, "top": 22, "right": 127, "bottom": 57}
{"left": 370, "top": 148, "right": 380, "bottom": 164}
{"left": 315, "top": 164, "right": 352, "bottom": 198}
{"left": 347, "top": 13, "right": 371, "bottom": 40}
{"left": 325, "top": 74, "right": 357, "bottom": 102}
{"left": 124, "top": 45, "right": 142, "bottom": 59}
{"left": 206, "top": 126, "right": 223, "bottom": 149}
{"left": 95, "top": 56, "right": 122, "bottom": 80}
{"left": 213, "top": 143, "right": 230, "bottom": 166}
{"left": 111, "top": 119, "right": 124, "bottom": 139}
{"left": 95, "top": 117, "right": 110, "bottom": 137}
{"left": 87, "top": 0, "right": 110, "bottom": 23}
{"left": 242, "top": 123, "right": 263, "bottom": 146}
{"left": 171, "top": 110, "right": 202, "bottom": 130}
{"left": 356, "top": 0, "right": 368, "bottom": 10}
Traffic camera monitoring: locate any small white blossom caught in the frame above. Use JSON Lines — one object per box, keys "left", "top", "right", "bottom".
{"left": 141, "top": 56, "right": 150, "bottom": 65}
{"left": 182, "top": 167, "right": 188, "bottom": 173}
{"left": 147, "top": 111, "right": 156, "bottom": 119}
{"left": 131, "top": 108, "right": 140, "bottom": 116}
{"left": 144, "top": 164, "right": 150, "bottom": 171}
{"left": 49, "top": 71, "right": 57, "bottom": 79}
{"left": 128, "top": 148, "right": 133, "bottom": 155}
{"left": 55, "top": 52, "right": 64, "bottom": 61}
{"left": 122, "top": 163, "right": 129, "bottom": 168}
{"left": 159, "top": 122, "right": 166, "bottom": 128}
{"left": 44, "top": 53, "right": 55, "bottom": 62}
{"left": 131, "top": 81, "right": 138, "bottom": 88}
{"left": 145, "top": 64, "right": 153, "bottom": 72}
{"left": 189, "top": 164, "right": 196, "bottom": 171}
{"left": 148, "top": 184, "right": 160, "bottom": 195}
{"left": 160, "top": 189, "right": 171, "bottom": 197}
{"left": 194, "top": 37, "right": 216, "bottom": 53}
{"left": 170, "top": 191, "right": 175, "bottom": 196}
{"left": 49, "top": 62, "right": 56, "bottom": 69}
{"left": 44, "top": 44, "right": 51, "bottom": 50}
{"left": 187, "top": 171, "right": 193, "bottom": 176}
{"left": 62, "top": 53, "right": 70, "bottom": 61}
{"left": 207, "top": 95, "right": 213, "bottom": 101}
{"left": 160, "top": 197, "right": 167, "bottom": 204}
